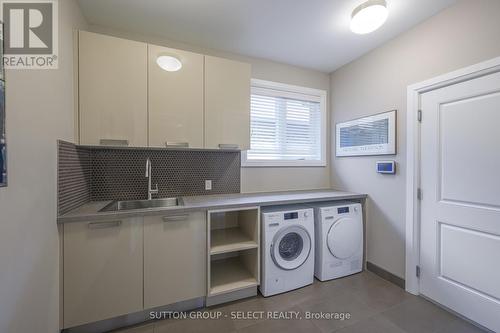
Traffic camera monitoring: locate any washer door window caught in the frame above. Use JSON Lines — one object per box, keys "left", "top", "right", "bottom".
{"left": 271, "top": 226, "right": 311, "bottom": 270}
{"left": 327, "top": 217, "right": 362, "bottom": 260}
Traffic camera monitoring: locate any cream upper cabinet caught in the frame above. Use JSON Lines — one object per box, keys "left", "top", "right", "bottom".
{"left": 79, "top": 31, "right": 148, "bottom": 146}
{"left": 63, "top": 217, "right": 143, "bottom": 328}
{"left": 144, "top": 213, "right": 207, "bottom": 309}
{"left": 204, "top": 56, "right": 251, "bottom": 150}
{"left": 78, "top": 32, "right": 251, "bottom": 150}
{"left": 148, "top": 45, "right": 204, "bottom": 148}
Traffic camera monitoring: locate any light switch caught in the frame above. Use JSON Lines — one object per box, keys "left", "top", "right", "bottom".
{"left": 205, "top": 180, "right": 212, "bottom": 190}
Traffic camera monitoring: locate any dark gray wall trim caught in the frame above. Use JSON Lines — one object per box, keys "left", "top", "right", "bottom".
{"left": 366, "top": 261, "right": 405, "bottom": 289}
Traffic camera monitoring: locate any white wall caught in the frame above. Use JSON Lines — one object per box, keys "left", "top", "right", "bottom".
{"left": 88, "top": 25, "right": 331, "bottom": 193}
{"left": 330, "top": 0, "right": 500, "bottom": 278}
{"left": 0, "top": 1, "right": 87, "bottom": 332}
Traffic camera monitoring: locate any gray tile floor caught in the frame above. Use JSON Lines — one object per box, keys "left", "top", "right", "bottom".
{"left": 114, "top": 271, "right": 486, "bottom": 333}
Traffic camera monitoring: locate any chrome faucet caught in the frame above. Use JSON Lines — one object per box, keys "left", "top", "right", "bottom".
{"left": 145, "top": 157, "right": 159, "bottom": 200}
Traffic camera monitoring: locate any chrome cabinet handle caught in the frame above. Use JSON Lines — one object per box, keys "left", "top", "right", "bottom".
{"left": 88, "top": 220, "right": 122, "bottom": 229}
{"left": 99, "top": 139, "right": 129, "bottom": 147}
{"left": 165, "top": 142, "right": 189, "bottom": 148}
{"left": 162, "top": 215, "right": 189, "bottom": 222}
{"left": 218, "top": 144, "right": 239, "bottom": 149}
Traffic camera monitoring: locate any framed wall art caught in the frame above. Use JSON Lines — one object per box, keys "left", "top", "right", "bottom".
{"left": 336, "top": 110, "right": 396, "bottom": 157}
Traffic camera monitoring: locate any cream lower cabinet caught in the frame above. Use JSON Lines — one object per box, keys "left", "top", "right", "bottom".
{"left": 144, "top": 212, "right": 207, "bottom": 309}
{"left": 63, "top": 218, "right": 143, "bottom": 328}
{"left": 204, "top": 56, "right": 251, "bottom": 150}
{"left": 148, "top": 45, "right": 204, "bottom": 148}
{"left": 79, "top": 31, "right": 148, "bottom": 146}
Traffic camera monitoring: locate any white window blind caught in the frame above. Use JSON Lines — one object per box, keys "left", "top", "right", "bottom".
{"left": 243, "top": 81, "right": 326, "bottom": 167}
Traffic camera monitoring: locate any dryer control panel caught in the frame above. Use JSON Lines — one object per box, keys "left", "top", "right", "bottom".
{"left": 318, "top": 202, "right": 361, "bottom": 223}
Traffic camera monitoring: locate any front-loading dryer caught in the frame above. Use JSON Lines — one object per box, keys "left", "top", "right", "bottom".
{"left": 260, "top": 205, "right": 315, "bottom": 297}
{"left": 310, "top": 201, "right": 363, "bottom": 281}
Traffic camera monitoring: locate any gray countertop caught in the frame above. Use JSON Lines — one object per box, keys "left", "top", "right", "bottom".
{"left": 57, "top": 189, "right": 367, "bottom": 224}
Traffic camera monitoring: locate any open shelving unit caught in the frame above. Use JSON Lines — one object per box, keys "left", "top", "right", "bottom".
{"left": 210, "top": 250, "right": 258, "bottom": 296}
{"left": 210, "top": 219, "right": 259, "bottom": 255}
{"left": 207, "top": 207, "right": 260, "bottom": 302}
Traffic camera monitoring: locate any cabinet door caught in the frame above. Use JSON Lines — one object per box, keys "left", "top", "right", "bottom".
{"left": 63, "top": 218, "right": 143, "bottom": 328}
{"left": 148, "top": 45, "right": 204, "bottom": 148}
{"left": 79, "top": 31, "right": 148, "bottom": 146}
{"left": 204, "top": 56, "right": 251, "bottom": 150}
{"left": 144, "top": 213, "right": 206, "bottom": 309}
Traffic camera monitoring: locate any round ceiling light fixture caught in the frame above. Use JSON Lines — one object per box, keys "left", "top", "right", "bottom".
{"left": 350, "top": 0, "right": 388, "bottom": 34}
{"left": 156, "top": 55, "right": 182, "bottom": 72}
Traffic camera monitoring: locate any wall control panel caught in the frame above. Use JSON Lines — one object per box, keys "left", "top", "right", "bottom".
{"left": 376, "top": 161, "right": 396, "bottom": 174}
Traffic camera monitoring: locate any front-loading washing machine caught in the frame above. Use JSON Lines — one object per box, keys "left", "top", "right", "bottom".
{"left": 310, "top": 201, "right": 363, "bottom": 281}
{"left": 260, "top": 205, "right": 315, "bottom": 297}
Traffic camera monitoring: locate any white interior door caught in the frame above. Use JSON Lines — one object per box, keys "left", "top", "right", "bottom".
{"left": 420, "top": 71, "right": 500, "bottom": 332}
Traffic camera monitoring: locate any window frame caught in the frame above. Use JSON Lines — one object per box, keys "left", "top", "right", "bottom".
{"left": 242, "top": 79, "right": 327, "bottom": 168}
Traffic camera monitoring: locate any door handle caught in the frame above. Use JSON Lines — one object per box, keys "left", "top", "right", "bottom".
{"left": 162, "top": 215, "right": 189, "bottom": 222}
{"left": 99, "top": 139, "right": 129, "bottom": 147}
{"left": 88, "top": 220, "right": 122, "bottom": 229}
{"left": 165, "top": 142, "right": 189, "bottom": 148}
{"left": 218, "top": 144, "right": 239, "bottom": 149}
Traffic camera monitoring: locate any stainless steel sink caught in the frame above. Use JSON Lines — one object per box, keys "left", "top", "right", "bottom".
{"left": 99, "top": 197, "right": 183, "bottom": 212}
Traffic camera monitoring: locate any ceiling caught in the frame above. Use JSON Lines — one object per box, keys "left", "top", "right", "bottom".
{"left": 77, "top": 0, "right": 457, "bottom": 73}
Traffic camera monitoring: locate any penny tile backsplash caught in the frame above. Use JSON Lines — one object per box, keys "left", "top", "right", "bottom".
{"left": 58, "top": 141, "right": 91, "bottom": 215}
{"left": 57, "top": 141, "right": 241, "bottom": 215}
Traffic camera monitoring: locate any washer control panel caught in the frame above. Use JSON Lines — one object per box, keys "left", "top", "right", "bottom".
{"left": 284, "top": 212, "right": 298, "bottom": 220}
{"left": 337, "top": 207, "right": 350, "bottom": 214}
{"left": 262, "top": 208, "right": 313, "bottom": 227}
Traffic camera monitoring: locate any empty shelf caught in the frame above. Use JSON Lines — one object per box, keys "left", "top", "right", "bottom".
{"left": 210, "top": 228, "right": 258, "bottom": 255}
{"left": 210, "top": 257, "right": 257, "bottom": 296}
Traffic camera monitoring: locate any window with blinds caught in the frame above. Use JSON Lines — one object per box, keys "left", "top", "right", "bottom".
{"left": 243, "top": 81, "right": 326, "bottom": 167}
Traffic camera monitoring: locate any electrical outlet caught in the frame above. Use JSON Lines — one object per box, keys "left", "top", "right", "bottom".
{"left": 205, "top": 180, "right": 212, "bottom": 191}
